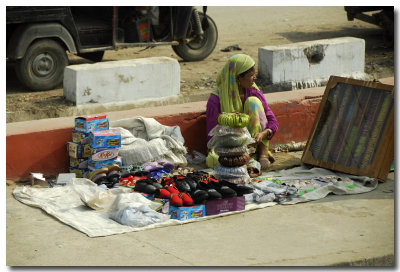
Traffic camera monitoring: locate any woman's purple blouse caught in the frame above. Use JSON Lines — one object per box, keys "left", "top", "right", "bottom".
{"left": 206, "top": 87, "right": 279, "bottom": 142}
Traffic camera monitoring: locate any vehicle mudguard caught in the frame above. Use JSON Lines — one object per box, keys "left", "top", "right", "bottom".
{"left": 7, "top": 22, "right": 77, "bottom": 60}
{"left": 172, "top": 6, "right": 193, "bottom": 40}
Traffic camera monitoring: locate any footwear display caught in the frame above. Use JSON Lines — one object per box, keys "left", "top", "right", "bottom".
{"left": 134, "top": 180, "right": 157, "bottom": 194}
{"left": 174, "top": 178, "right": 191, "bottom": 193}
{"left": 170, "top": 193, "right": 183, "bottom": 207}
{"left": 154, "top": 188, "right": 171, "bottom": 199}
{"left": 197, "top": 181, "right": 222, "bottom": 200}
{"left": 179, "top": 192, "right": 194, "bottom": 206}
{"left": 219, "top": 180, "right": 254, "bottom": 196}
{"left": 191, "top": 189, "right": 209, "bottom": 204}
{"left": 206, "top": 177, "right": 237, "bottom": 198}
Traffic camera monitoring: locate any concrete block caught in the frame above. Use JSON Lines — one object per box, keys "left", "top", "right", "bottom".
{"left": 64, "top": 57, "right": 180, "bottom": 105}
{"left": 258, "top": 37, "right": 367, "bottom": 89}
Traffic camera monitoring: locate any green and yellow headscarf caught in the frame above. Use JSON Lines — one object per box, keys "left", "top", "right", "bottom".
{"left": 211, "top": 54, "right": 258, "bottom": 113}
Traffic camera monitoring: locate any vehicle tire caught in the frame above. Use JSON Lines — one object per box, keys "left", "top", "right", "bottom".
{"left": 15, "top": 39, "right": 68, "bottom": 91}
{"left": 78, "top": 51, "right": 105, "bottom": 62}
{"left": 172, "top": 12, "right": 218, "bottom": 61}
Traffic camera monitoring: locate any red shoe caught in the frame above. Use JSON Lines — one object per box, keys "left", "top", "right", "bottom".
{"left": 179, "top": 192, "right": 193, "bottom": 206}
{"left": 170, "top": 193, "right": 183, "bottom": 206}
{"left": 167, "top": 185, "right": 180, "bottom": 194}
{"left": 155, "top": 188, "right": 171, "bottom": 199}
{"left": 162, "top": 177, "right": 174, "bottom": 187}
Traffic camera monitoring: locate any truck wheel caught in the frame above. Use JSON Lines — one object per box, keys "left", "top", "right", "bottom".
{"left": 172, "top": 13, "right": 218, "bottom": 61}
{"left": 78, "top": 51, "right": 105, "bottom": 62}
{"left": 15, "top": 39, "right": 68, "bottom": 91}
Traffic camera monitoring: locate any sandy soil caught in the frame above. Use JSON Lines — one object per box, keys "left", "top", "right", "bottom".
{"left": 6, "top": 6, "right": 394, "bottom": 123}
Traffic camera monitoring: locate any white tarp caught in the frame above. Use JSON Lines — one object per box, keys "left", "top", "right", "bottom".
{"left": 12, "top": 166, "right": 378, "bottom": 237}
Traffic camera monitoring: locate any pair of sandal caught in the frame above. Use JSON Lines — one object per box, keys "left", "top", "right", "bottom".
{"left": 88, "top": 164, "right": 121, "bottom": 187}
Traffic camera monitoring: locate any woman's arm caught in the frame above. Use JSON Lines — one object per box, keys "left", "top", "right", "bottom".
{"left": 250, "top": 88, "right": 279, "bottom": 137}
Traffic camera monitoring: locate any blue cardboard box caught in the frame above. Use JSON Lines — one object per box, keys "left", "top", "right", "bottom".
{"left": 89, "top": 129, "right": 121, "bottom": 148}
{"left": 169, "top": 205, "right": 205, "bottom": 221}
{"left": 153, "top": 198, "right": 170, "bottom": 214}
{"left": 88, "top": 156, "right": 122, "bottom": 170}
{"left": 74, "top": 114, "right": 109, "bottom": 133}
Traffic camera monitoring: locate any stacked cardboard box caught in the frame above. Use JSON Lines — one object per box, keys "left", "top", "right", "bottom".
{"left": 67, "top": 114, "right": 122, "bottom": 178}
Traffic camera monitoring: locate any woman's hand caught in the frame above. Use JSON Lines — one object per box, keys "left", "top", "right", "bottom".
{"left": 254, "top": 129, "right": 273, "bottom": 143}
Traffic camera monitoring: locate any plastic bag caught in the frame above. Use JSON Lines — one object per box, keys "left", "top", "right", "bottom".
{"left": 71, "top": 178, "right": 131, "bottom": 211}
{"left": 185, "top": 150, "right": 206, "bottom": 165}
{"left": 217, "top": 175, "right": 251, "bottom": 185}
{"left": 207, "top": 133, "right": 255, "bottom": 149}
{"left": 214, "top": 146, "right": 248, "bottom": 157}
{"left": 214, "top": 164, "right": 248, "bottom": 178}
{"left": 208, "top": 124, "right": 248, "bottom": 137}
{"left": 108, "top": 193, "right": 170, "bottom": 227}
{"left": 109, "top": 204, "right": 170, "bottom": 227}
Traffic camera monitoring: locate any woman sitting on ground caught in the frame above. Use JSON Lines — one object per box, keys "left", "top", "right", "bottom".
{"left": 206, "top": 54, "right": 278, "bottom": 171}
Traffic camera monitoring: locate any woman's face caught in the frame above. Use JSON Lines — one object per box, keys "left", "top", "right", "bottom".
{"left": 237, "top": 66, "right": 256, "bottom": 89}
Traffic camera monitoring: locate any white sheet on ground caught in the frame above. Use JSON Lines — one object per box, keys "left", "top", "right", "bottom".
{"left": 12, "top": 166, "right": 378, "bottom": 237}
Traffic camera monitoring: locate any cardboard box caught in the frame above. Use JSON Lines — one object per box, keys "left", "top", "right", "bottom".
{"left": 302, "top": 76, "right": 394, "bottom": 181}
{"left": 169, "top": 205, "right": 206, "bottom": 221}
{"left": 88, "top": 156, "right": 122, "bottom": 171}
{"left": 68, "top": 141, "right": 119, "bottom": 160}
{"left": 67, "top": 142, "right": 91, "bottom": 159}
{"left": 205, "top": 196, "right": 245, "bottom": 216}
{"left": 89, "top": 129, "right": 121, "bottom": 148}
{"left": 74, "top": 114, "right": 109, "bottom": 133}
{"left": 72, "top": 130, "right": 90, "bottom": 144}
{"left": 69, "top": 157, "right": 88, "bottom": 169}
{"left": 90, "top": 148, "right": 119, "bottom": 161}
{"left": 153, "top": 198, "right": 170, "bottom": 214}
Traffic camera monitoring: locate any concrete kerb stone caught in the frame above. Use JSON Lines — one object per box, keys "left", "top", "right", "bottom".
{"left": 258, "top": 37, "right": 372, "bottom": 90}
{"left": 63, "top": 56, "right": 180, "bottom": 105}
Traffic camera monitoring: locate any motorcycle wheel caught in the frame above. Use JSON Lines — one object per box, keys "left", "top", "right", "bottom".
{"left": 172, "top": 12, "right": 218, "bottom": 61}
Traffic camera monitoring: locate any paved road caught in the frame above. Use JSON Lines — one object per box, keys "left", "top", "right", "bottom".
{"left": 5, "top": 171, "right": 394, "bottom": 268}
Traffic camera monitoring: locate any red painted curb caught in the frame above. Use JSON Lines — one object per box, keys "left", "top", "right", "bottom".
{"left": 6, "top": 77, "right": 393, "bottom": 181}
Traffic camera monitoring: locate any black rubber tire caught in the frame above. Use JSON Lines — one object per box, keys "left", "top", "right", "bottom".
{"left": 15, "top": 39, "right": 68, "bottom": 91}
{"left": 172, "top": 13, "right": 218, "bottom": 61}
{"left": 78, "top": 51, "right": 105, "bottom": 62}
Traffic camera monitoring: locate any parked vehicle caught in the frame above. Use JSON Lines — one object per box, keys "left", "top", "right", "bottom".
{"left": 6, "top": 6, "right": 218, "bottom": 91}
{"left": 344, "top": 6, "right": 393, "bottom": 40}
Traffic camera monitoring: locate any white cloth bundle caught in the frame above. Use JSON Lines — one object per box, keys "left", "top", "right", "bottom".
{"left": 111, "top": 116, "right": 187, "bottom": 167}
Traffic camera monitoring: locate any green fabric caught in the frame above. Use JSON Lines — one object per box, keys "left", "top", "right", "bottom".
{"left": 211, "top": 54, "right": 256, "bottom": 113}
{"left": 243, "top": 96, "right": 269, "bottom": 150}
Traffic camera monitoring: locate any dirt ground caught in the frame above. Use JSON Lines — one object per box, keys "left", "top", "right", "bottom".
{"left": 5, "top": 6, "right": 394, "bottom": 123}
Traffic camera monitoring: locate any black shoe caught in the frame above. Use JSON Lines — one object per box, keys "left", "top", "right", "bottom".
{"left": 107, "top": 170, "right": 121, "bottom": 184}
{"left": 143, "top": 178, "right": 163, "bottom": 190}
{"left": 174, "top": 178, "right": 191, "bottom": 193}
{"left": 130, "top": 170, "right": 150, "bottom": 177}
{"left": 207, "top": 178, "right": 237, "bottom": 198}
{"left": 197, "top": 181, "right": 222, "bottom": 200}
{"left": 192, "top": 189, "right": 209, "bottom": 204}
{"left": 134, "top": 180, "right": 157, "bottom": 194}
{"left": 219, "top": 180, "right": 254, "bottom": 196}
{"left": 185, "top": 177, "right": 198, "bottom": 191}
